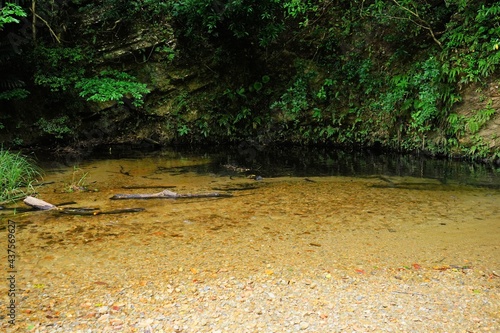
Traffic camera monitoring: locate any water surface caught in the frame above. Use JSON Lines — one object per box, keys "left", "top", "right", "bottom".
{"left": 3, "top": 147, "right": 499, "bottom": 268}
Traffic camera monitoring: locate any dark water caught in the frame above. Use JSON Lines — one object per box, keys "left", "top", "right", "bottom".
{"left": 37, "top": 145, "right": 500, "bottom": 189}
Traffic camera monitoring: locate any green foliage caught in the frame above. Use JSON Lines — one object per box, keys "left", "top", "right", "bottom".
{"left": 367, "top": 0, "right": 450, "bottom": 48}
{"left": 11, "top": 137, "right": 23, "bottom": 146}
{"left": 441, "top": 2, "right": 500, "bottom": 86}
{"left": 0, "top": 3, "right": 26, "bottom": 29}
{"left": 77, "top": 0, "right": 170, "bottom": 24}
{"left": 33, "top": 46, "right": 87, "bottom": 91}
{"left": 316, "top": 79, "right": 335, "bottom": 100}
{"left": 156, "top": 46, "right": 176, "bottom": 62}
{"left": 0, "top": 148, "right": 41, "bottom": 204}
{"left": 75, "top": 70, "right": 150, "bottom": 106}
{"left": 466, "top": 105, "right": 496, "bottom": 135}
{"left": 32, "top": 46, "right": 150, "bottom": 107}
{"left": 0, "top": 88, "right": 29, "bottom": 100}
{"left": 447, "top": 102, "right": 496, "bottom": 138}
{"left": 1, "top": 0, "right": 499, "bottom": 161}
{"left": 170, "top": 0, "right": 315, "bottom": 46}
{"left": 0, "top": 4, "right": 28, "bottom": 102}
{"left": 177, "top": 124, "right": 190, "bottom": 136}
{"left": 168, "top": 91, "right": 193, "bottom": 138}
{"left": 36, "top": 116, "right": 72, "bottom": 139}
{"left": 271, "top": 77, "right": 310, "bottom": 122}
{"left": 379, "top": 56, "right": 443, "bottom": 133}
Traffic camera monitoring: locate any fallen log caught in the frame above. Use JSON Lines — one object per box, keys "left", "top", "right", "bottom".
{"left": 122, "top": 185, "right": 176, "bottom": 189}
{"left": 59, "top": 207, "right": 145, "bottom": 215}
{"left": 110, "top": 189, "right": 232, "bottom": 200}
{"left": 23, "top": 196, "right": 144, "bottom": 215}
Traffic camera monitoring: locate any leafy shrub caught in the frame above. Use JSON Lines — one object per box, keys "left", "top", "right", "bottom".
{"left": 170, "top": 0, "right": 315, "bottom": 46}
{"left": 75, "top": 70, "right": 150, "bottom": 107}
{"left": 33, "top": 46, "right": 87, "bottom": 92}
{"left": 441, "top": 2, "right": 500, "bottom": 86}
{"left": 0, "top": 3, "right": 26, "bottom": 28}
{"left": 0, "top": 88, "right": 29, "bottom": 100}
{"left": 271, "top": 77, "right": 309, "bottom": 122}
{"left": 36, "top": 116, "right": 73, "bottom": 139}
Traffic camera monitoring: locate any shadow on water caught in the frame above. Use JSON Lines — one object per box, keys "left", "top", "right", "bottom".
{"left": 213, "top": 146, "right": 500, "bottom": 189}
{"left": 36, "top": 144, "right": 500, "bottom": 189}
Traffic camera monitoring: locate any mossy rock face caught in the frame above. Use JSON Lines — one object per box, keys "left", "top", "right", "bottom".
{"left": 143, "top": 64, "right": 176, "bottom": 93}
{"left": 452, "top": 79, "right": 500, "bottom": 156}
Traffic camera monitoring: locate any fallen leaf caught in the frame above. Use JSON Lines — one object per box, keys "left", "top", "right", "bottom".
{"left": 433, "top": 265, "right": 450, "bottom": 271}
{"left": 355, "top": 269, "right": 365, "bottom": 274}
{"left": 412, "top": 263, "right": 422, "bottom": 270}
{"left": 94, "top": 281, "right": 108, "bottom": 286}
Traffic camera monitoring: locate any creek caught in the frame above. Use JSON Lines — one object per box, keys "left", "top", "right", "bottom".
{"left": 1, "top": 146, "right": 499, "bottom": 298}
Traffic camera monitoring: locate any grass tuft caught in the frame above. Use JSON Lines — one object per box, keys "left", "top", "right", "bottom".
{"left": 0, "top": 148, "right": 42, "bottom": 204}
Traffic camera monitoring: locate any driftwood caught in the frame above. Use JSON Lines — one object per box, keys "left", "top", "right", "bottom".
{"left": 23, "top": 196, "right": 144, "bottom": 215}
{"left": 59, "top": 207, "right": 145, "bottom": 215}
{"left": 122, "top": 185, "right": 176, "bottom": 189}
{"left": 23, "top": 196, "right": 57, "bottom": 210}
{"left": 110, "top": 189, "right": 232, "bottom": 200}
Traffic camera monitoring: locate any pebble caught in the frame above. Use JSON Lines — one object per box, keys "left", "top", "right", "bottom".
{"left": 299, "top": 321, "right": 309, "bottom": 330}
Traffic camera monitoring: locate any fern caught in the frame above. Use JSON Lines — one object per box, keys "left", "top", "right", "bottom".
{"left": 75, "top": 70, "right": 150, "bottom": 107}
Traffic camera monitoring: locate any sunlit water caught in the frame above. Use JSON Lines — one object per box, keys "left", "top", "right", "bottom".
{"left": 1, "top": 148, "right": 499, "bottom": 310}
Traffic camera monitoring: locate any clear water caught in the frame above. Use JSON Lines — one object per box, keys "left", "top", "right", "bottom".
{"left": 1, "top": 147, "right": 499, "bottom": 300}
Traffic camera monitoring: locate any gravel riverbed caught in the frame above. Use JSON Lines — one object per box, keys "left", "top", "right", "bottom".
{"left": 4, "top": 265, "right": 499, "bottom": 332}
{"left": 1, "top": 169, "right": 499, "bottom": 332}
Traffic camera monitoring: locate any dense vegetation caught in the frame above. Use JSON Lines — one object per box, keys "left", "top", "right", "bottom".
{"left": 0, "top": 1, "right": 499, "bottom": 161}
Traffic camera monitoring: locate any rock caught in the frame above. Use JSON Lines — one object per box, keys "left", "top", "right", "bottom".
{"left": 299, "top": 321, "right": 309, "bottom": 330}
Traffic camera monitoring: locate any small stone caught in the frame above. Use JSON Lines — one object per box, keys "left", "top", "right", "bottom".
{"left": 97, "top": 313, "right": 110, "bottom": 322}
{"left": 98, "top": 306, "right": 109, "bottom": 313}
{"left": 299, "top": 321, "right": 309, "bottom": 330}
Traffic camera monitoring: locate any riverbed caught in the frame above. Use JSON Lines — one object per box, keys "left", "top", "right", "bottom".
{"left": 1, "top": 148, "right": 499, "bottom": 332}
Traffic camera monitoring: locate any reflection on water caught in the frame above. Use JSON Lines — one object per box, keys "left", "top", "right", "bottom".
{"left": 37, "top": 145, "right": 500, "bottom": 187}
{"left": 215, "top": 146, "right": 500, "bottom": 187}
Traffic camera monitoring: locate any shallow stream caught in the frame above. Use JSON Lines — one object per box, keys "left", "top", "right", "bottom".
{"left": 0, "top": 147, "right": 499, "bottom": 329}
{"left": 2, "top": 147, "right": 499, "bottom": 271}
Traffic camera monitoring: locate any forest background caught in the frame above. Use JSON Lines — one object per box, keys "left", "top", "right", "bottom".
{"left": 1, "top": 0, "right": 499, "bottom": 162}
